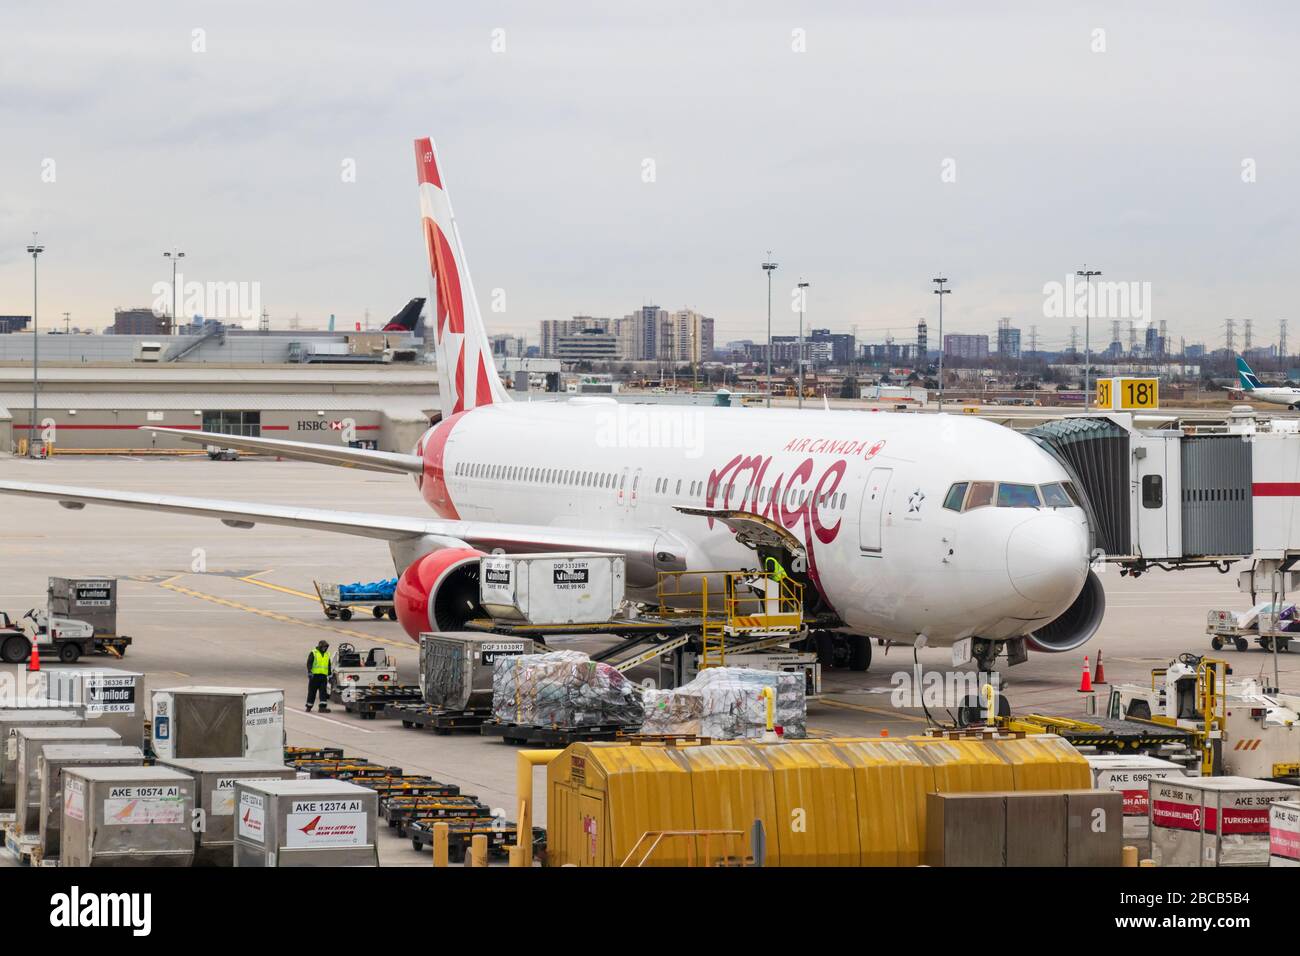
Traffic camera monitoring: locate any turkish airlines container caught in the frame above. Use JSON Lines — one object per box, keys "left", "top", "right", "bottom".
{"left": 150, "top": 686, "right": 285, "bottom": 764}
{"left": 1150, "top": 776, "right": 1299, "bottom": 867}
{"left": 159, "top": 757, "right": 299, "bottom": 866}
{"left": 1086, "top": 754, "right": 1185, "bottom": 839}
{"left": 42, "top": 667, "right": 145, "bottom": 747}
{"left": 233, "top": 778, "right": 378, "bottom": 867}
{"left": 60, "top": 766, "right": 196, "bottom": 867}
{"left": 13, "top": 726, "right": 121, "bottom": 833}
{"left": 1271, "top": 800, "right": 1300, "bottom": 867}
{"left": 0, "top": 709, "right": 84, "bottom": 810}
{"left": 479, "top": 552, "right": 625, "bottom": 625}
{"left": 37, "top": 745, "right": 146, "bottom": 859}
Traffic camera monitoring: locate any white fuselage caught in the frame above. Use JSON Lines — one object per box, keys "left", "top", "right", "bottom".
{"left": 421, "top": 400, "right": 1092, "bottom": 648}
{"left": 1245, "top": 387, "right": 1300, "bottom": 408}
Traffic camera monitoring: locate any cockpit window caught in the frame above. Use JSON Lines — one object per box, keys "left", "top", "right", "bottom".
{"left": 943, "top": 482, "right": 968, "bottom": 512}
{"left": 966, "top": 481, "right": 996, "bottom": 510}
{"left": 997, "top": 483, "right": 1041, "bottom": 508}
{"left": 1039, "top": 482, "right": 1074, "bottom": 508}
{"left": 1062, "top": 481, "right": 1083, "bottom": 508}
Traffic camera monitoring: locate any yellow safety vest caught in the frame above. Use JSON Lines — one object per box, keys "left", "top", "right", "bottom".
{"left": 764, "top": 557, "right": 787, "bottom": 582}
{"left": 309, "top": 649, "right": 331, "bottom": 675}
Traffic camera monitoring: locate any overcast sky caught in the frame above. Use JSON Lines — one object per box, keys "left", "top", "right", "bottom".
{"left": 1, "top": 1, "right": 1296, "bottom": 349}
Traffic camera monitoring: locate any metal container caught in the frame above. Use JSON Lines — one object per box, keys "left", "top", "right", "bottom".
{"left": 37, "top": 745, "right": 146, "bottom": 859}
{"left": 0, "top": 709, "right": 84, "bottom": 810}
{"left": 1151, "top": 776, "right": 1300, "bottom": 867}
{"left": 1064, "top": 789, "right": 1123, "bottom": 867}
{"left": 13, "top": 726, "right": 121, "bottom": 834}
{"left": 60, "top": 766, "right": 196, "bottom": 867}
{"left": 419, "top": 632, "right": 534, "bottom": 710}
{"left": 159, "top": 757, "right": 298, "bottom": 866}
{"left": 1086, "top": 754, "right": 1185, "bottom": 840}
{"left": 479, "top": 552, "right": 625, "bottom": 624}
{"left": 1006, "top": 792, "right": 1066, "bottom": 867}
{"left": 233, "top": 778, "right": 378, "bottom": 867}
{"left": 47, "top": 576, "right": 118, "bottom": 637}
{"left": 150, "top": 686, "right": 284, "bottom": 763}
{"left": 1269, "top": 800, "right": 1300, "bottom": 867}
{"left": 42, "top": 667, "right": 145, "bottom": 747}
{"left": 925, "top": 792, "right": 1007, "bottom": 867}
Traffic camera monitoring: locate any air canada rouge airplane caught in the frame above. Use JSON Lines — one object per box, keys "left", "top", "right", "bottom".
{"left": 0, "top": 137, "right": 1104, "bottom": 673}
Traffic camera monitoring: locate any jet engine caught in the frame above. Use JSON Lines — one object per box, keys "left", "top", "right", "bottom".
{"left": 394, "top": 547, "right": 486, "bottom": 641}
{"left": 1025, "top": 569, "right": 1106, "bottom": 653}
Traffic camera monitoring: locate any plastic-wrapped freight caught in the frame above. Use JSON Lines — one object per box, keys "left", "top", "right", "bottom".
{"left": 492, "top": 651, "right": 644, "bottom": 728}
{"left": 641, "top": 667, "right": 806, "bottom": 739}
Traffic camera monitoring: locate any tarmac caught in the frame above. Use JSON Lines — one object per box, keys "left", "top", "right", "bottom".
{"left": 2, "top": 453, "right": 1297, "bottom": 867}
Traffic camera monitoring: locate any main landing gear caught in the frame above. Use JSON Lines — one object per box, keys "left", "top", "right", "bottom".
{"left": 802, "top": 631, "right": 873, "bottom": 672}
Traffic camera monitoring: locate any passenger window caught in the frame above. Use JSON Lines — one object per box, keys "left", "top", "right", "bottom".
{"left": 997, "top": 483, "right": 1041, "bottom": 508}
{"left": 1142, "top": 474, "right": 1163, "bottom": 509}
{"left": 966, "top": 481, "right": 995, "bottom": 510}
{"left": 675, "top": 479, "right": 681, "bottom": 495}
{"left": 1040, "top": 482, "right": 1073, "bottom": 508}
{"left": 943, "top": 482, "right": 968, "bottom": 512}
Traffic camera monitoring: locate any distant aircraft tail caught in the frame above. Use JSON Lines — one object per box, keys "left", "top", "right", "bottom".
{"left": 415, "top": 137, "right": 510, "bottom": 418}
{"left": 1237, "top": 355, "right": 1263, "bottom": 391}
{"left": 382, "top": 297, "right": 425, "bottom": 334}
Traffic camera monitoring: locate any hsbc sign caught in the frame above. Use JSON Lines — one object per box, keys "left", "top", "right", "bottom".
{"left": 296, "top": 420, "right": 348, "bottom": 431}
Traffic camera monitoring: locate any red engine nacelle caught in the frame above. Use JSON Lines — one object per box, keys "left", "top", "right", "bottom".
{"left": 394, "top": 547, "right": 487, "bottom": 642}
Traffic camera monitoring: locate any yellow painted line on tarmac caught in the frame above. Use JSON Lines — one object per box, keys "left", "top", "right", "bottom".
{"left": 237, "top": 571, "right": 319, "bottom": 602}
{"left": 817, "top": 697, "right": 929, "bottom": 724}
{"left": 155, "top": 573, "right": 413, "bottom": 651}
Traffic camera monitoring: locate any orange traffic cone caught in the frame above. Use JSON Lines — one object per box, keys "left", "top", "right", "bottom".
{"left": 880, "top": 729, "right": 890, "bottom": 738}
{"left": 1093, "top": 650, "right": 1107, "bottom": 685}
{"left": 1077, "top": 655, "right": 1092, "bottom": 693}
{"left": 27, "top": 641, "right": 40, "bottom": 673}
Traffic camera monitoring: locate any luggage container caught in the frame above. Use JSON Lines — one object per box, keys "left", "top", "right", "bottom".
{"left": 1269, "top": 800, "right": 1300, "bottom": 867}
{"left": 1086, "top": 754, "right": 1185, "bottom": 840}
{"left": 41, "top": 667, "right": 145, "bottom": 747}
{"left": 13, "top": 726, "right": 121, "bottom": 833}
{"left": 150, "top": 686, "right": 284, "bottom": 763}
{"left": 0, "top": 709, "right": 84, "bottom": 810}
{"left": 1150, "top": 776, "right": 1300, "bottom": 867}
{"left": 47, "top": 576, "right": 117, "bottom": 638}
{"left": 233, "top": 778, "right": 378, "bottom": 867}
{"left": 479, "top": 552, "right": 625, "bottom": 625}
{"left": 60, "top": 766, "right": 196, "bottom": 867}
{"left": 158, "top": 757, "right": 299, "bottom": 866}
{"left": 926, "top": 792, "right": 1007, "bottom": 867}
{"left": 37, "top": 745, "right": 146, "bottom": 859}
{"left": 419, "top": 632, "right": 534, "bottom": 710}
{"left": 1064, "top": 790, "right": 1123, "bottom": 866}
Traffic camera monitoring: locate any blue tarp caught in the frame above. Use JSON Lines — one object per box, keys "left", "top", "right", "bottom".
{"left": 337, "top": 578, "right": 398, "bottom": 601}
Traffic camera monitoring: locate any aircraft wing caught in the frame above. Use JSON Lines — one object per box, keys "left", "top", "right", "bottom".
{"left": 0, "top": 481, "right": 684, "bottom": 586}
{"left": 142, "top": 427, "right": 423, "bottom": 475}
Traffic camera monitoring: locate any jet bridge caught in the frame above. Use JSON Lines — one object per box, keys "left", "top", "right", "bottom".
{"left": 1027, "top": 408, "right": 1300, "bottom": 601}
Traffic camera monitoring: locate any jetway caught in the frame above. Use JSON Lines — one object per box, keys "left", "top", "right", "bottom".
{"left": 1027, "top": 408, "right": 1300, "bottom": 599}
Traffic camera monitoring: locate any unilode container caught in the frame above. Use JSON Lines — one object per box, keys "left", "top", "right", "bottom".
{"left": 13, "top": 726, "right": 121, "bottom": 833}
{"left": 59, "top": 766, "right": 196, "bottom": 867}
{"left": 1086, "top": 754, "right": 1186, "bottom": 840}
{"left": 479, "top": 552, "right": 625, "bottom": 625}
{"left": 42, "top": 667, "right": 145, "bottom": 747}
{"left": 150, "top": 686, "right": 284, "bottom": 763}
{"left": 159, "top": 757, "right": 298, "bottom": 866}
{"left": 233, "top": 778, "right": 378, "bottom": 867}
{"left": 37, "top": 745, "right": 146, "bottom": 860}
{"left": 1269, "top": 801, "right": 1300, "bottom": 868}
{"left": 1150, "top": 776, "right": 1300, "bottom": 867}
{"left": 419, "top": 632, "right": 534, "bottom": 710}
{"left": 0, "top": 709, "right": 84, "bottom": 810}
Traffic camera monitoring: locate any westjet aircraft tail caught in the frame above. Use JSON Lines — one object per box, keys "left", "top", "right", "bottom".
{"left": 1237, "top": 355, "right": 1263, "bottom": 391}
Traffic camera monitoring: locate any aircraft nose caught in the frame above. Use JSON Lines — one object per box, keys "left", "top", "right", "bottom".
{"left": 1006, "top": 515, "right": 1088, "bottom": 606}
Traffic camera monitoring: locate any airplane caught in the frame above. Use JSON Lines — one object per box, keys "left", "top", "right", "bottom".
{"left": 0, "top": 136, "right": 1104, "bottom": 675}
{"left": 1236, "top": 356, "right": 1300, "bottom": 409}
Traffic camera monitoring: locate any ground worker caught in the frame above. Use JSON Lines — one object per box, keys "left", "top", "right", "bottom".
{"left": 306, "top": 640, "right": 332, "bottom": 712}
{"left": 761, "top": 554, "right": 788, "bottom": 616}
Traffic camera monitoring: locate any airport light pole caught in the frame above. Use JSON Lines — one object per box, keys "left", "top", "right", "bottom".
{"left": 26, "top": 236, "right": 44, "bottom": 458}
{"left": 797, "top": 280, "right": 809, "bottom": 409}
{"left": 763, "top": 255, "right": 778, "bottom": 407}
{"left": 932, "top": 276, "right": 950, "bottom": 407}
{"left": 164, "top": 249, "right": 185, "bottom": 333}
{"left": 1077, "top": 268, "right": 1101, "bottom": 407}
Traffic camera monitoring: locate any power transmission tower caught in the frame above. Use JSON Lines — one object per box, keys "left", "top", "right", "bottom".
{"left": 1281, "top": 319, "right": 1289, "bottom": 361}
{"left": 1069, "top": 326, "right": 1079, "bottom": 355}
{"left": 1225, "top": 318, "right": 1235, "bottom": 354}
{"left": 1244, "top": 319, "right": 1253, "bottom": 353}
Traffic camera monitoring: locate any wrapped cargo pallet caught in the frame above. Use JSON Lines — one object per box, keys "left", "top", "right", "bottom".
{"left": 492, "top": 650, "right": 643, "bottom": 728}
{"left": 641, "top": 667, "right": 807, "bottom": 739}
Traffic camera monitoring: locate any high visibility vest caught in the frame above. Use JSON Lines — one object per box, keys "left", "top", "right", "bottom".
{"left": 764, "top": 557, "right": 787, "bottom": 582}
{"left": 310, "top": 649, "right": 331, "bottom": 675}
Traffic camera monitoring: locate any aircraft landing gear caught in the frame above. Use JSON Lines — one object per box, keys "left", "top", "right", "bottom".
{"left": 972, "top": 637, "right": 999, "bottom": 672}
{"left": 801, "top": 632, "right": 872, "bottom": 672}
